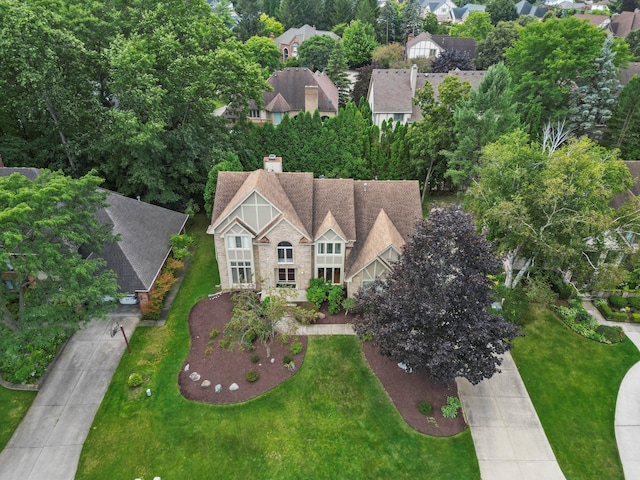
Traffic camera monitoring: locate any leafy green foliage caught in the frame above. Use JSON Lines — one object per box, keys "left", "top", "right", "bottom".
{"left": 603, "top": 76, "right": 640, "bottom": 161}
{"left": 417, "top": 401, "right": 432, "bottom": 415}
{"left": 449, "top": 11, "right": 494, "bottom": 40}
{"left": 170, "top": 234, "right": 194, "bottom": 261}
{"left": 595, "top": 325, "right": 625, "bottom": 344}
{"left": 306, "top": 278, "right": 330, "bottom": 308}
{"left": 298, "top": 35, "right": 336, "bottom": 72}
{"left": 554, "top": 304, "right": 608, "bottom": 343}
{"left": 203, "top": 152, "right": 244, "bottom": 218}
{"left": 486, "top": 0, "right": 518, "bottom": 25}
{"left": 328, "top": 285, "right": 345, "bottom": 314}
{"left": 441, "top": 396, "right": 461, "bottom": 418}
{"left": 283, "top": 355, "right": 292, "bottom": 364}
{"left": 127, "top": 373, "right": 144, "bottom": 388}
{"left": 245, "top": 35, "right": 282, "bottom": 77}
{"left": 251, "top": 354, "right": 260, "bottom": 363}
{"left": 245, "top": 369, "right": 259, "bottom": 382}
{"left": 290, "top": 340, "right": 303, "bottom": 355}
{"left": 609, "top": 295, "right": 628, "bottom": 309}
{"left": 326, "top": 40, "right": 351, "bottom": 107}
{"left": 342, "top": 20, "right": 379, "bottom": 67}
{"left": 474, "top": 20, "right": 520, "bottom": 70}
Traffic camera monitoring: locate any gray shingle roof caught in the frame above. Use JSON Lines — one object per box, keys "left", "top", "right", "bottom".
{"left": 275, "top": 24, "right": 339, "bottom": 46}
{"left": 621, "top": 62, "right": 640, "bottom": 87}
{"left": 610, "top": 10, "right": 640, "bottom": 38}
{"left": 0, "top": 167, "right": 188, "bottom": 293}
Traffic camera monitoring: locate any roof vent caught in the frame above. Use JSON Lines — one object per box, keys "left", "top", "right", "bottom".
{"left": 268, "top": 154, "right": 277, "bottom": 160}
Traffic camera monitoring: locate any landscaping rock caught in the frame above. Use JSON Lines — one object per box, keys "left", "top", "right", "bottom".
{"left": 270, "top": 358, "right": 275, "bottom": 363}
{"left": 229, "top": 383, "right": 239, "bottom": 391}
{"left": 189, "top": 372, "right": 201, "bottom": 381}
{"left": 397, "top": 362, "right": 413, "bottom": 373}
{"left": 318, "top": 312, "right": 326, "bottom": 319}
{"left": 201, "top": 380, "right": 211, "bottom": 388}
{"left": 215, "top": 384, "right": 222, "bottom": 393}
{"left": 184, "top": 363, "right": 189, "bottom": 371}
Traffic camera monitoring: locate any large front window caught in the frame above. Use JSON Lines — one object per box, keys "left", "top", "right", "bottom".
{"left": 277, "top": 241, "right": 294, "bottom": 263}
{"left": 226, "top": 228, "right": 253, "bottom": 286}
{"left": 318, "top": 267, "right": 341, "bottom": 284}
{"left": 277, "top": 268, "right": 296, "bottom": 288}
{"left": 315, "top": 230, "right": 344, "bottom": 285}
{"left": 231, "top": 261, "right": 252, "bottom": 284}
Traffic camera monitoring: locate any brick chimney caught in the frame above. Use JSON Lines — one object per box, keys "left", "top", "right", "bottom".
{"left": 263, "top": 154, "right": 282, "bottom": 172}
{"left": 305, "top": 85, "right": 319, "bottom": 113}
{"left": 410, "top": 64, "right": 418, "bottom": 96}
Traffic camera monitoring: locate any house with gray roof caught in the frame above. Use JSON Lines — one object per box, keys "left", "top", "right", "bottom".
{"left": 451, "top": 4, "right": 486, "bottom": 22}
{"left": 420, "top": 0, "right": 458, "bottom": 22}
{"left": 246, "top": 68, "right": 338, "bottom": 125}
{"left": 208, "top": 158, "right": 422, "bottom": 298}
{"left": 406, "top": 32, "right": 477, "bottom": 61}
{"left": 275, "top": 24, "right": 339, "bottom": 62}
{"left": 367, "top": 66, "right": 487, "bottom": 128}
{"left": 0, "top": 166, "right": 188, "bottom": 306}
{"left": 515, "top": 0, "right": 547, "bottom": 18}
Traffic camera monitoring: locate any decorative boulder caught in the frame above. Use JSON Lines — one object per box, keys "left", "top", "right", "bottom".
{"left": 184, "top": 364, "right": 190, "bottom": 371}
{"left": 318, "top": 312, "right": 326, "bottom": 319}
{"left": 215, "top": 384, "right": 222, "bottom": 393}
{"left": 189, "top": 372, "right": 201, "bottom": 381}
{"left": 201, "top": 380, "right": 211, "bottom": 388}
{"left": 270, "top": 358, "right": 275, "bottom": 364}
{"left": 229, "top": 383, "right": 239, "bottom": 391}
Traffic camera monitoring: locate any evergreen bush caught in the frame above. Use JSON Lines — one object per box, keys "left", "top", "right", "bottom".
{"left": 609, "top": 295, "right": 628, "bottom": 309}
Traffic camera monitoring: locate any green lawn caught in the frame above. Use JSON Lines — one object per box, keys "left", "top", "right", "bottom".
{"left": 76, "top": 214, "right": 478, "bottom": 480}
{"left": 512, "top": 305, "right": 640, "bottom": 480}
{"left": 0, "top": 386, "right": 36, "bottom": 451}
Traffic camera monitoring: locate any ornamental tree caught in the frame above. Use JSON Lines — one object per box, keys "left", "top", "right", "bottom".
{"left": 353, "top": 205, "right": 520, "bottom": 385}
{"left": 0, "top": 170, "right": 119, "bottom": 334}
{"left": 342, "top": 20, "right": 379, "bottom": 67}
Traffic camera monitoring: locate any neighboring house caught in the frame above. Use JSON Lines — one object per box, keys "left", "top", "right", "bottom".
{"left": 406, "top": 32, "right": 477, "bottom": 60}
{"left": 621, "top": 62, "right": 640, "bottom": 87}
{"left": 0, "top": 167, "right": 188, "bottom": 307}
{"left": 574, "top": 13, "right": 610, "bottom": 29}
{"left": 245, "top": 68, "right": 339, "bottom": 125}
{"left": 451, "top": 4, "right": 486, "bottom": 22}
{"left": 588, "top": 0, "right": 611, "bottom": 12}
{"left": 207, "top": 157, "right": 422, "bottom": 298}
{"left": 275, "top": 24, "right": 339, "bottom": 62}
{"left": 367, "top": 65, "right": 486, "bottom": 128}
{"left": 420, "top": 0, "right": 458, "bottom": 22}
{"left": 515, "top": 0, "right": 547, "bottom": 18}
{"left": 610, "top": 10, "right": 640, "bottom": 38}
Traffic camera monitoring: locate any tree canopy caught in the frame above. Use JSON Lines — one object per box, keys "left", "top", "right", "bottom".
{"left": 342, "top": 20, "right": 379, "bottom": 67}
{"left": 298, "top": 35, "right": 336, "bottom": 72}
{"left": 0, "top": 170, "right": 119, "bottom": 334}
{"left": 466, "top": 130, "right": 637, "bottom": 290}
{"left": 449, "top": 11, "right": 494, "bottom": 41}
{"left": 354, "top": 205, "right": 520, "bottom": 385}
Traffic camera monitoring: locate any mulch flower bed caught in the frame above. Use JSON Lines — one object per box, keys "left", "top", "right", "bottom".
{"left": 178, "top": 293, "right": 466, "bottom": 437}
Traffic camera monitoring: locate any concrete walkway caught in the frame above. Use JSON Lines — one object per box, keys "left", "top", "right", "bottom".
{"left": 276, "top": 317, "right": 356, "bottom": 335}
{"left": 0, "top": 314, "right": 139, "bottom": 480}
{"left": 457, "top": 353, "right": 566, "bottom": 480}
{"left": 583, "top": 299, "right": 640, "bottom": 480}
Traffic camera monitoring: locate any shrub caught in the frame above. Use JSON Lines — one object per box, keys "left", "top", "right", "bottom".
{"left": 361, "top": 332, "right": 373, "bottom": 342}
{"left": 595, "top": 325, "right": 625, "bottom": 344}
{"left": 285, "top": 361, "right": 295, "bottom": 371}
{"left": 209, "top": 328, "right": 220, "bottom": 339}
{"left": 170, "top": 233, "right": 194, "bottom": 260}
{"left": 632, "top": 313, "right": 640, "bottom": 323}
{"left": 141, "top": 269, "right": 177, "bottom": 320}
{"left": 307, "top": 278, "right": 330, "bottom": 308}
{"left": 127, "top": 373, "right": 143, "bottom": 388}
{"left": 245, "top": 370, "right": 259, "bottom": 382}
{"left": 597, "top": 301, "right": 614, "bottom": 319}
{"left": 417, "top": 401, "right": 432, "bottom": 415}
{"left": 279, "top": 333, "right": 290, "bottom": 345}
{"left": 441, "top": 396, "right": 462, "bottom": 418}
{"left": 549, "top": 275, "right": 574, "bottom": 300}
{"left": 244, "top": 330, "right": 257, "bottom": 344}
{"left": 609, "top": 311, "right": 629, "bottom": 321}
{"left": 283, "top": 355, "right": 292, "bottom": 364}
{"left": 164, "top": 257, "right": 184, "bottom": 275}
{"left": 251, "top": 354, "right": 260, "bottom": 363}
{"left": 293, "top": 305, "right": 319, "bottom": 324}
{"left": 628, "top": 297, "right": 640, "bottom": 310}
{"left": 328, "top": 285, "right": 345, "bottom": 314}
{"left": 290, "top": 341, "right": 303, "bottom": 355}
{"left": 218, "top": 338, "right": 231, "bottom": 349}
{"left": 609, "top": 295, "right": 628, "bottom": 309}
{"left": 525, "top": 276, "right": 558, "bottom": 307}
{"left": 342, "top": 297, "right": 356, "bottom": 314}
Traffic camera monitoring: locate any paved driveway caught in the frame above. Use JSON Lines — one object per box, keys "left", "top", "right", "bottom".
{"left": 0, "top": 315, "right": 138, "bottom": 480}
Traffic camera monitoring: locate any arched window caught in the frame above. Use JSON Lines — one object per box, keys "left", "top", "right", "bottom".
{"left": 283, "top": 47, "right": 289, "bottom": 60}
{"left": 277, "top": 241, "right": 293, "bottom": 263}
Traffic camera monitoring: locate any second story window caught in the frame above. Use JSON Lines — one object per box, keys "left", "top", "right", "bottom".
{"left": 277, "top": 241, "right": 294, "bottom": 263}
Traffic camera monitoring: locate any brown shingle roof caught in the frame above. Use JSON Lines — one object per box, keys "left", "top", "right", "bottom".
{"left": 346, "top": 180, "right": 422, "bottom": 275}
{"left": 347, "top": 209, "right": 406, "bottom": 278}
{"left": 312, "top": 178, "right": 356, "bottom": 240}
{"left": 265, "top": 92, "right": 292, "bottom": 112}
{"left": 610, "top": 10, "right": 640, "bottom": 38}
{"left": 262, "top": 68, "right": 338, "bottom": 114}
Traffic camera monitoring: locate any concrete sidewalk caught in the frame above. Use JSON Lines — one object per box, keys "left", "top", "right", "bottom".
{"left": 276, "top": 318, "right": 356, "bottom": 335}
{"left": 457, "top": 352, "right": 566, "bottom": 480}
{"left": 0, "top": 315, "right": 139, "bottom": 480}
{"left": 583, "top": 299, "right": 640, "bottom": 480}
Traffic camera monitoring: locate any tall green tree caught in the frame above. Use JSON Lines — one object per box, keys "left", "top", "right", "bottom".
{"left": 466, "top": 131, "right": 636, "bottom": 289}
{"left": 332, "top": 0, "right": 355, "bottom": 26}
{"left": 474, "top": 20, "right": 520, "bottom": 70}
{"left": 326, "top": 40, "right": 351, "bottom": 107}
{"left": 400, "top": 0, "right": 422, "bottom": 42}
{"left": 407, "top": 76, "right": 471, "bottom": 201}
{"left": 234, "top": 0, "right": 265, "bottom": 39}
{"left": 486, "top": 0, "right": 518, "bottom": 25}
{"left": 0, "top": 170, "right": 119, "bottom": 334}
{"left": 603, "top": 76, "right": 640, "bottom": 161}
{"left": 342, "top": 20, "right": 379, "bottom": 67}
{"left": 379, "top": 0, "right": 401, "bottom": 43}
{"left": 204, "top": 152, "right": 244, "bottom": 217}
{"left": 245, "top": 35, "right": 282, "bottom": 76}
{"left": 446, "top": 63, "right": 520, "bottom": 187}
{"left": 569, "top": 36, "right": 622, "bottom": 141}
{"left": 505, "top": 17, "right": 629, "bottom": 135}
{"left": 214, "top": 0, "right": 235, "bottom": 28}
{"left": 449, "top": 11, "right": 494, "bottom": 40}
{"left": 355, "top": 0, "right": 379, "bottom": 27}
{"left": 298, "top": 35, "right": 336, "bottom": 71}
{"left": 626, "top": 29, "right": 640, "bottom": 59}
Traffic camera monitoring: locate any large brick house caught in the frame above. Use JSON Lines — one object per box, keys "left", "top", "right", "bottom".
{"left": 207, "top": 158, "right": 422, "bottom": 298}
